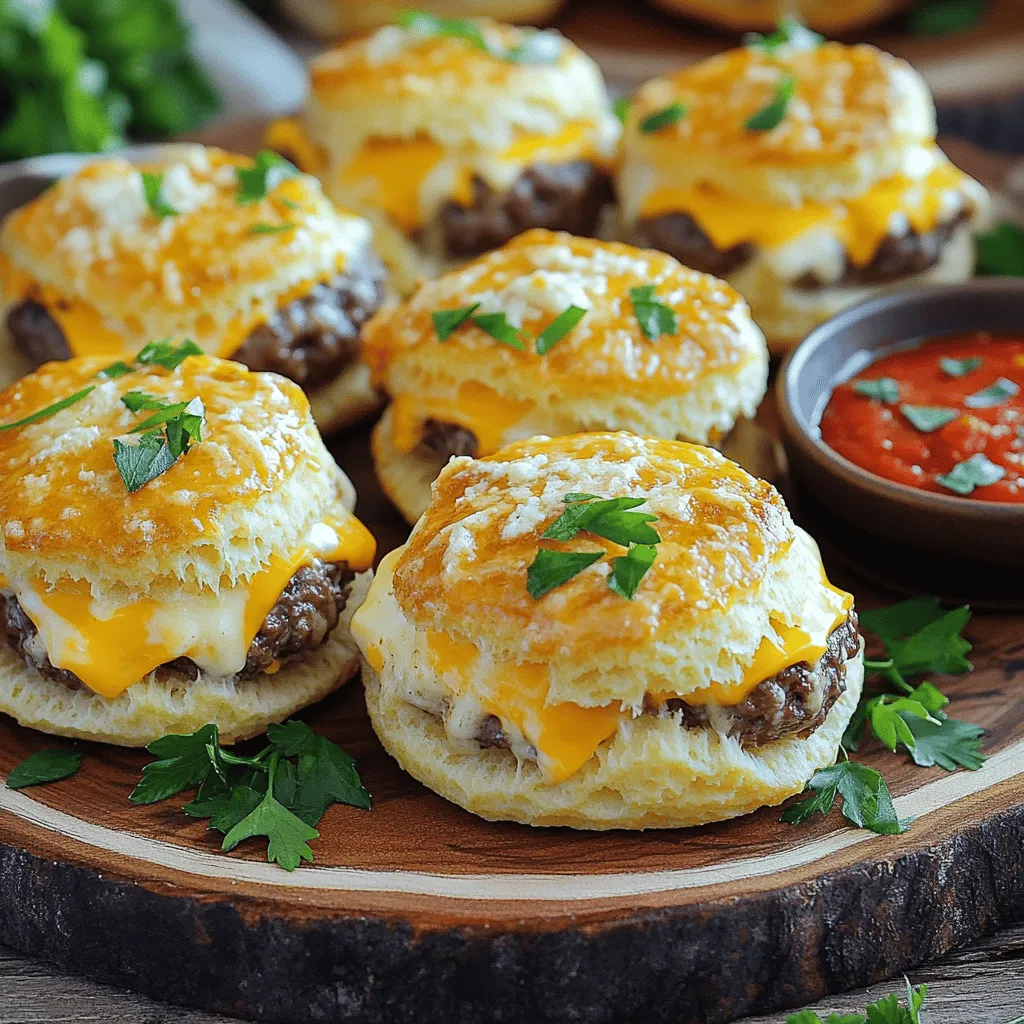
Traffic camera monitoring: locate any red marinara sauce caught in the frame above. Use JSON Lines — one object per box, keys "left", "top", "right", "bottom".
{"left": 820, "top": 332, "right": 1024, "bottom": 503}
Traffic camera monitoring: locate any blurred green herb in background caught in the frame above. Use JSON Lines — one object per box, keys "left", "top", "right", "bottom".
{"left": 0, "top": 0, "right": 218, "bottom": 161}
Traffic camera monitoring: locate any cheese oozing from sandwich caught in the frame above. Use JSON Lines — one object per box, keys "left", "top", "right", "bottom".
{"left": 10, "top": 512, "right": 375, "bottom": 698}
{"left": 356, "top": 547, "right": 853, "bottom": 783}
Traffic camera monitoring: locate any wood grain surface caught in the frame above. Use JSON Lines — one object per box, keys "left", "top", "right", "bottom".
{"left": 0, "top": 140, "right": 1021, "bottom": 1024}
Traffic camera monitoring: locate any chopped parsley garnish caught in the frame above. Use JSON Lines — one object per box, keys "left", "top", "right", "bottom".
{"left": 908, "top": 0, "right": 985, "bottom": 36}
{"left": 98, "top": 361, "right": 134, "bottom": 379}
{"left": 535, "top": 305, "right": 587, "bottom": 355}
{"left": 744, "top": 73, "right": 797, "bottom": 132}
{"left": 938, "top": 355, "right": 982, "bottom": 377}
{"left": 785, "top": 980, "right": 928, "bottom": 1024}
{"left": 432, "top": 303, "right": 480, "bottom": 341}
{"left": 134, "top": 338, "right": 204, "bottom": 371}
{"left": 527, "top": 494, "right": 662, "bottom": 601}
{"left": 963, "top": 376, "right": 1019, "bottom": 408}
{"left": 141, "top": 171, "right": 177, "bottom": 218}
{"left": 935, "top": 452, "right": 1005, "bottom": 495}
{"left": 784, "top": 596, "right": 984, "bottom": 837}
{"left": 608, "top": 543, "right": 658, "bottom": 601}
{"left": 248, "top": 222, "right": 296, "bottom": 235}
{"left": 639, "top": 102, "right": 687, "bottom": 134}
{"left": 629, "top": 284, "right": 678, "bottom": 341}
{"left": 396, "top": 10, "right": 489, "bottom": 51}
{"left": 114, "top": 396, "right": 204, "bottom": 492}
{"left": 613, "top": 96, "right": 631, "bottom": 125}
{"left": 236, "top": 149, "right": 299, "bottom": 205}
{"left": 852, "top": 377, "right": 899, "bottom": 404}
{"left": 131, "top": 720, "right": 370, "bottom": 871}
{"left": 526, "top": 549, "right": 604, "bottom": 600}
{"left": 975, "top": 221, "right": 1024, "bottom": 276}
{"left": 471, "top": 311, "right": 527, "bottom": 351}
{"left": 780, "top": 758, "right": 906, "bottom": 834}
{"left": 899, "top": 404, "right": 958, "bottom": 432}
{"left": 745, "top": 17, "right": 824, "bottom": 54}
{"left": 0, "top": 386, "right": 94, "bottom": 432}
{"left": 6, "top": 749, "right": 83, "bottom": 790}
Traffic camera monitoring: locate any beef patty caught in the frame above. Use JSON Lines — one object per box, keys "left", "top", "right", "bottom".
{"left": 422, "top": 419, "right": 479, "bottom": 460}
{"left": 1, "top": 559, "right": 355, "bottom": 690}
{"left": 633, "top": 209, "right": 968, "bottom": 286}
{"left": 6, "top": 246, "right": 386, "bottom": 389}
{"left": 438, "top": 161, "right": 613, "bottom": 259}
{"left": 664, "top": 611, "right": 860, "bottom": 746}
{"left": 467, "top": 612, "right": 860, "bottom": 756}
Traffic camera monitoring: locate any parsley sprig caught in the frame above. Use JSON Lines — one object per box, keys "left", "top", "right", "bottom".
{"left": 526, "top": 494, "right": 662, "bottom": 600}
{"left": 639, "top": 102, "right": 687, "bottom": 134}
{"left": 0, "top": 386, "right": 95, "bottom": 432}
{"left": 783, "top": 597, "right": 985, "bottom": 835}
{"left": 131, "top": 720, "right": 370, "bottom": 872}
{"left": 141, "top": 171, "right": 177, "bottom": 218}
{"left": 103, "top": 338, "right": 203, "bottom": 377}
{"left": 114, "top": 394, "right": 205, "bottom": 493}
{"left": 629, "top": 285, "right": 678, "bottom": 341}
{"left": 236, "top": 150, "right": 299, "bottom": 205}
{"left": 746, "top": 17, "right": 824, "bottom": 54}
{"left": 432, "top": 303, "right": 587, "bottom": 355}
{"left": 786, "top": 980, "right": 928, "bottom": 1024}
{"left": 745, "top": 73, "right": 797, "bottom": 132}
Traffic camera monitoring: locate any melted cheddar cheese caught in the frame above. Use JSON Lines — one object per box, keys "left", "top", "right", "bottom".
{"left": 639, "top": 163, "right": 971, "bottom": 267}
{"left": 390, "top": 384, "right": 536, "bottom": 457}
{"left": 326, "top": 121, "right": 604, "bottom": 233}
{"left": 13, "top": 513, "right": 375, "bottom": 699}
{"left": 417, "top": 579, "right": 852, "bottom": 783}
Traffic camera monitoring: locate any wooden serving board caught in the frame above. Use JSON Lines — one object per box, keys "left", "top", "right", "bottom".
{"left": 0, "top": 142, "right": 1022, "bottom": 1024}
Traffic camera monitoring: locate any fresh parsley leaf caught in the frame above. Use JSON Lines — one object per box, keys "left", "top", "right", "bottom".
{"left": 6, "top": 749, "right": 83, "bottom": 790}
{"left": 130, "top": 724, "right": 221, "bottom": 805}
{"left": 939, "top": 355, "right": 983, "bottom": 377}
{"left": 221, "top": 754, "right": 319, "bottom": 871}
{"left": 135, "top": 338, "right": 203, "bottom": 371}
{"left": 535, "top": 305, "right": 587, "bottom": 355}
{"left": 867, "top": 695, "right": 937, "bottom": 753}
{"left": 267, "top": 719, "right": 372, "bottom": 821}
{"left": 112, "top": 434, "right": 174, "bottom": 493}
{"left": 859, "top": 596, "right": 945, "bottom": 644}
{"left": 542, "top": 495, "right": 659, "bottom": 546}
{"left": 975, "top": 221, "right": 1024, "bottom": 277}
{"left": 613, "top": 96, "right": 631, "bottom": 124}
{"left": 908, "top": 0, "right": 985, "bottom": 36}
{"left": 472, "top": 311, "right": 527, "bottom": 351}
{"left": 432, "top": 303, "right": 480, "bottom": 341}
{"left": 744, "top": 72, "right": 797, "bottom": 131}
{"left": 164, "top": 405, "right": 204, "bottom": 459}
{"left": 746, "top": 17, "right": 824, "bottom": 54}
{"left": 0, "top": 386, "right": 94, "bottom": 432}
{"left": 526, "top": 548, "right": 603, "bottom": 599}
{"left": 608, "top": 543, "right": 657, "bottom": 600}
{"left": 564, "top": 492, "right": 601, "bottom": 503}
{"left": 785, "top": 984, "right": 927, "bottom": 1024}
{"left": 905, "top": 981, "right": 928, "bottom": 1024}
{"left": 629, "top": 284, "right": 678, "bottom": 341}
{"left": 639, "top": 102, "right": 687, "bottom": 134}
{"left": 128, "top": 400, "right": 190, "bottom": 432}
{"left": 396, "top": 10, "right": 489, "bottom": 51}
{"left": 935, "top": 453, "right": 1005, "bottom": 496}
{"left": 963, "top": 376, "right": 1019, "bottom": 408}
{"left": 900, "top": 714, "right": 986, "bottom": 770}
{"left": 236, "top": 150, "right": 299, "bottom": 205}
{"left": 852, "top": 377, "right": 900, "bottom": 404}
{"left": 121, "top": 391, "right": 166, "bottom": 413}
{"left": 99, "top": 361, "right": 134, "bottom": 379}
{"left": 885, "top": 605, "right": 973, "bottom": 676}
{"left": 248, "top": 222, "right": 296, "bottom": 235}
{"left": 140, "top": 171, "right": 177, "bottom": 218}
{"left": 780, "top": 760, "right": 907, "bottom": 835}
{"left": 900, "top": 404, "right": 958, "bottom": 432}
{"left": 184, "top": 780, "right": 263, "bottom": 834}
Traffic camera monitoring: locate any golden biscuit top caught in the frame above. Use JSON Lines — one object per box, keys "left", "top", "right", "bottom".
{"left": 393, "top": 432, "right": 794, "bottom": 660}
{"left": 364, "top": 230, "right": 762, "bottom": 396}
{"left": 0, "top": 145, "right": 371, "bottom": 353}
{"left": 313, "top": 19, "right": 585, "bottom": 104}
{"left": 628, "top": 42, "right": 933, "bottom": 167}
{"left": 0, "top": 354, "right": 330, "bottom": 575}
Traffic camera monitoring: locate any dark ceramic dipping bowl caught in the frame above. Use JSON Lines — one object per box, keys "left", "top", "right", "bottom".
{"left": 778, "top": 279, "right": 1024, "bottom": 573}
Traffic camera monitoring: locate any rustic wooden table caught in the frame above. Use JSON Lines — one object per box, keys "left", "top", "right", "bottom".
{"left": 1, "top": 926, "right": 1021, "bottom": 1022}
